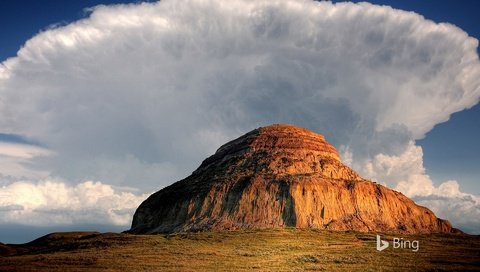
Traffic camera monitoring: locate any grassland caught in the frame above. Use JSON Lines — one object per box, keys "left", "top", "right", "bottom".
{"left": 1, "top": 228, "right": 479, "bottom": 271}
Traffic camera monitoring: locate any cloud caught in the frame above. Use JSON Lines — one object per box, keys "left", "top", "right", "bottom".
{"left": 353, "top": 141, "right": 480, "bottom": 234}
{"left": 0, "top": 204, "right": 24, "bottom": 212}
{"left": 414, "top": 194, "right": 480, "bottom": 234}
{"left": 0, "top": 142, "right": 52, "bottom": 184}
{"left": 0, "top": 142, "right": 51, "bottom": 159}
{"left": 0, "top": 0, "right": 479, "bottom": 231}
{"left": 0, "top": 180, "right": 150, "bottom": 226}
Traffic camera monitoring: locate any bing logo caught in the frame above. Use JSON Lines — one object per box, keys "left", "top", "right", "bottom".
{"left": 376, "top": 235, "right": 389, "bottom": 251}
{"left": 376, "top": 235, "right": 419, "bottom": 252}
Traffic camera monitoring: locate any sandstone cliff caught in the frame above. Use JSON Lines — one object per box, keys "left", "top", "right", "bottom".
{"left": 129, "top": 124, "right": 453, "bottom": 234}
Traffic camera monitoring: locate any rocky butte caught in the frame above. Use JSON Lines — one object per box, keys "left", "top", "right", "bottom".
{"left": 129, "top": 124, "right": 455, "bottom": 234}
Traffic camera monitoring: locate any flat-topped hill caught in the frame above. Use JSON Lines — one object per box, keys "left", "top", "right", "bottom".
{"left": 129, "top": 124, "right": 454, "bottom": 234}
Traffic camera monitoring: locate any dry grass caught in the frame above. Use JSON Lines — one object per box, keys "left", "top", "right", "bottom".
{"left": 1, "top": 228, "right": 479, "bottom": 271}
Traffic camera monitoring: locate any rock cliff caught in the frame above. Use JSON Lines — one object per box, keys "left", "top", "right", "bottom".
{"left": 129, "top": 124, "right": 453, "bottom": 234}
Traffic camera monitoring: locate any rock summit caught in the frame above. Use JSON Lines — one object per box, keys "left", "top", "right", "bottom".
{"left": 130, "top": 124, "right": 453, "bottom": 234}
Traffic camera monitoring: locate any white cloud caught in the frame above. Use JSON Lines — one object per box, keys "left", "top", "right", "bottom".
{"left": 0, "top": 0, "right": 479, "bottom": 231}
{"left": 0, "top": 180, "right": 150, "bottom": 226}
{"left": 0, "top": 142, "right": 51, "bottom": 159}
{"left": 351, "top": 142, "right": 480, "bottom": 234}
{"left": 0, "top": 142, "right": 52, "bottom": 183}
{"left": 414, "top": 194, "right": 480, "bottom": 234}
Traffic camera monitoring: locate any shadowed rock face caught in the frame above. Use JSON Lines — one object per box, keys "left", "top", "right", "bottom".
{"left": 129, "top": 124, "right": 453, "bottom": 234}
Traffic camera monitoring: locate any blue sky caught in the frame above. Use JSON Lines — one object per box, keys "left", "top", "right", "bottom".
{"left": 0, "top": 0, "right": 479, "bottom": 242}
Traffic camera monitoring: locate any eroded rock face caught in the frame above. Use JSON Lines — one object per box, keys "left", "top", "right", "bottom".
{"left": 129, "top": 124, "right": 453, "bottom": 234}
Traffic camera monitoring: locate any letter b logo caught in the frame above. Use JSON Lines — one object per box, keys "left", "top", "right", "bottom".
{"left": 376, "top": 235, "right": 389, "bottom": 251}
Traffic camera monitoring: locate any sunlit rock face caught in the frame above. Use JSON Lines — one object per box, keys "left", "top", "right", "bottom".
{"left": 130, "top": 124, "right": 453, "bottom": 234}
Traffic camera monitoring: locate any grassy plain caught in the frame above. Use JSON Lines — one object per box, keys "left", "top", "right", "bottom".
{"left": 1, "top": 228, "right": 479, "bottom": 271}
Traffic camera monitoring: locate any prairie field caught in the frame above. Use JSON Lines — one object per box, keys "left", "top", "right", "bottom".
{"left": 1, "top": 228, "right": 479, "bottom": 271}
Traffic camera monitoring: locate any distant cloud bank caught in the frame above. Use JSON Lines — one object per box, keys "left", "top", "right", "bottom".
{"left": 0, "top": 0, "right": 479, "bottom": 232}
{"left": 0, "top": 180, "right": 150, "bottom": 226}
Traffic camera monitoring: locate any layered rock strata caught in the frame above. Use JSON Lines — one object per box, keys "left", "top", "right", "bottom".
{"left": 130, "top": 124, "right": 453, "bottom": 234}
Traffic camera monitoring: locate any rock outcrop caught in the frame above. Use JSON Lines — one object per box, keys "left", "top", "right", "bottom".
{"left": 129, "top": 124, "right": 453, "bottom": 234}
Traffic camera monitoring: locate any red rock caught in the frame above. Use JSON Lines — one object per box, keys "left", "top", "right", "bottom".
{"left": 129, "top": 124, "right": 453, "bottom": 234}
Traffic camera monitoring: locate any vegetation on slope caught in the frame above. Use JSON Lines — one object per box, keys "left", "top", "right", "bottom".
{"left": 1, "top": 229, "right": 479, "bottom": 271}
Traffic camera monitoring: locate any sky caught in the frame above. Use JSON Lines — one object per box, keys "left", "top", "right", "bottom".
{"left": 0, "top": 0, "right": 479, "bottom": 243}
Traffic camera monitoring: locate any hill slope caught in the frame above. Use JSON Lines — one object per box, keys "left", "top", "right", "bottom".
{"left": 130, "top": 124, "right": 453, "bottom": 234}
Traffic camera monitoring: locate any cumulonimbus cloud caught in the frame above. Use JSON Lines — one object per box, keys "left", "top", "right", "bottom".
{"left": 0, "top": 0, "right": 479, "bottom": 231}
